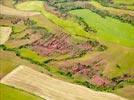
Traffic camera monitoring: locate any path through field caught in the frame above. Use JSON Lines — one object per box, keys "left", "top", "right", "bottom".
{"left": 1, "top": 65, "right": 127, "bottom": 100}
{"left": 0, "top": 27, "right": 12, "bottom": 44}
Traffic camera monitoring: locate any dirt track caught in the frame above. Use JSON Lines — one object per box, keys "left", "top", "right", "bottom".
{"left": 1, "top": 65, "right": 127, "bottom": 100}
{"left": 0, "top": 5, "right": 40, "bottom": 17}
{"left": 0, "top": 27, "right": 12, "bottom": 44}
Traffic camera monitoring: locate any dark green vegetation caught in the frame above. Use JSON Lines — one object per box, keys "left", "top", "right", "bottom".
{"left": 0, "top": 84, "right": 44, "bottom": 100}
{"left": 0, "top": 0, "right": 134, "bottom": 100}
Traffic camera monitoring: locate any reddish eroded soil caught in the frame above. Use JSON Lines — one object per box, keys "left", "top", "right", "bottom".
{"left": 91, "top": 75, "right": 109, "bottom": 86}
{"left": 78, "top": 42, "right": 93, "bottom": 50}
{"left": 31, "top": 33, "right": 72, "bottom": 56}
{"left": 30, "top": 31, "right": 94, "bottom": 57}
{"left": 71, "top": 62, "right": 110, "bottom": 87}
{"left": 48, "top": 53, "right": 109, "bottom": 86}
{"left": 72, "top": 63, "right": 90, "bottom": 76}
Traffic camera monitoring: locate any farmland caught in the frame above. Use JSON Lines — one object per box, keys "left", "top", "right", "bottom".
{"left": 0, "top": 50, "right": 47, "bottom": 78}
{"left": 0, "top": 5, "right": 40, "bottom": 17}
{"left": 1, "top": 65, "right": 127, "bottom": 100}
{"left": 15, "top": 1, "right": 91, "bottom": 38}
{"left": 0, "top": 27, "right": 12, "bottom": 44}
{"left": 69, "top": 9, "right": 134, "bottom": 47}
{"left": 0, "top": 0, "right": 134, "bottom": 100}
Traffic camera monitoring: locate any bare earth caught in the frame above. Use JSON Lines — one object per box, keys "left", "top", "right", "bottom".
{"left": 0, "top": 65, "right": 127, "bottom": 100}
{"left": 0, "top": 5, "right": 40, "bottom": 17}
{"left": 0, "top": 27, "right": 12, "bottom": 44}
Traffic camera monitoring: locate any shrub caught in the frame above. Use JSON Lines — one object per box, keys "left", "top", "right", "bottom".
{"left": 66, "top": 72, "right": 72, "bottom": 77}
{"left": 116, "top": 64, "right": 121, "bottom": 69}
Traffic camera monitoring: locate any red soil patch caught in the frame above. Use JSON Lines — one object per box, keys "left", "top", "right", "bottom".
{"left": 78, "top": 42, "right": 93, "bottom": 50}
{"left": 91, "top": 75, "right": 109, "bottom": 86}
{"left": 72, "top": 63, "right": 91, "bottom": 76}
{"left": 31, "top": 33, "right": 72, "bottom": 56}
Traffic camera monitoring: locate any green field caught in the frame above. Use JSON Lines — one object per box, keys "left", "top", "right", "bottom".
{"left": 18, "top": 48, "right": 48, "bottom": 63}
{"left": 0, "top": 84, "right": 43, "bottom": 100}
{"left": 113, "top": 0, "right": 134, "bottom": 4}
{"left": 69, "top": 9, "right": 134, "bottom": 47}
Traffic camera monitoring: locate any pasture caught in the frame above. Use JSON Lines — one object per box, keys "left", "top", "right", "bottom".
{"left": 113, "top": 0, "right": 134, "bottom": 4}
{"left": 69, "top": 9, "right": 134, "bottom": 47}
{"left": 18, "top": 48, "right": 48, "bottom": 63}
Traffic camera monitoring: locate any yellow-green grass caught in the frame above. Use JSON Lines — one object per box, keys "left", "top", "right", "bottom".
{"left": 0, "top": 51, "right": 18, "bottom": 78}
{"left": 15, "top": 1, "right": 91, "bottom": 39}
{"left": 10, "top": 32, "right": 26, "bottom": 39}
{"left": 69, "top": 9, "right": 134, "bottom": 47}
{"left": 127, "top": 5, "right": 134, "bottom": 10}
{"left": 102, "top": 43, "right": 134, "bottom": 78}
{"left": 0, "top": 83, "right": 43, "bottom": 100}
{"left": 12, "top": 23, "right": 27, "bottom": 33}
{"left": 112, "top": 0, "right": 134, "bottom": 10}
{"left": 18, "top": 48, "right": 48, "bottom": 63}
{"left": 113, "top": 0, "right": 134, "bottom": 4}
{"left": 114, "top": 85, "right": 134, "bottom": 100}
{"left": 88, "top": 1, "right": 134, "bottom": 16}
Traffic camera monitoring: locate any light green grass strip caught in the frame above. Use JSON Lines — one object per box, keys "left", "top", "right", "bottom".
{"left": 0, "top": 83, "right": 43, "bottom": 100}
{"left": 18, "top": 48, "right": 48, "bottom": 63}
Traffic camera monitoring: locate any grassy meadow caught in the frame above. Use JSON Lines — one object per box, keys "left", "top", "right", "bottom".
{"left": 18, "top": 48, "right": 48, "bottom": 63}
{"left": 113, "top": 0, "right": 134, "bottom": 4}
{"left": 69, "top": 9, "right": 134, "bottom": 47}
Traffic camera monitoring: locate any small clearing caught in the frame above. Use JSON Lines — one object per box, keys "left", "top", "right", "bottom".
{"left": 1, "top": 65, "right": 127, "bottom": 100}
